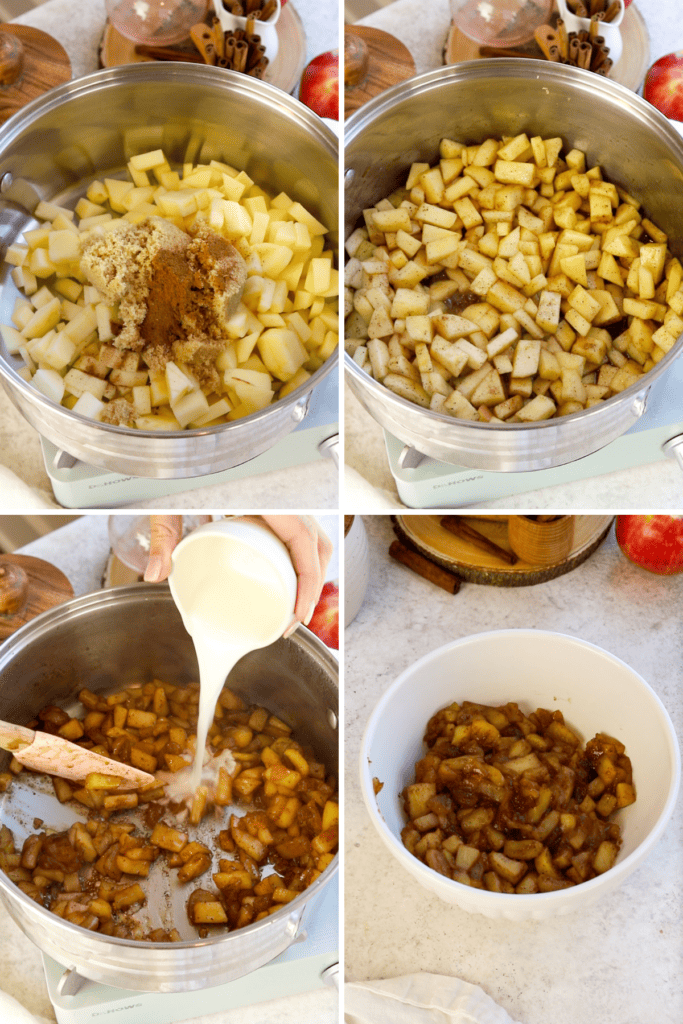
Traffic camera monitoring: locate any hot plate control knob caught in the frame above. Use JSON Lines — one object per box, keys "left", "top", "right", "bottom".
{"left": 398, "top": 444, "right": 426, "bottom": 470}
{"left": 321, "top": 962, "right": 339, "bottom": 988}
{"left": 318, "top": 434, "right": 339, "bottom": 466}
{"left": 662, "top": 434, "right": 683, "bottom": 474}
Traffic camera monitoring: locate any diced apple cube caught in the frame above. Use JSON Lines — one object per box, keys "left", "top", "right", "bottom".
{"left": 95, "top": 303, "right": 115, "bottom": 342}
{"left": 22, "top": 297, "right": 61, "bottom": 339}
{"left": 29, "top": 248, "right": 57, "bottom": 278}
{"left": 63, "top": 368, "right": 108, "bottom": 400}
{"left": 4, "top": 242, "right": 28, "bottom": 266}
{"left": 189, "top": 397, "right": 232, "bottom": 427}
{"left": 171, "top": 388, "right": 209, "bottom": 428}
{"left": 109, "top": 368, "right": 149, "bottom": 388}
{"left": 72, "top": 391, "right": 105, "bottom": 420}
{"left": 86, "top": 180, "right": 109, "bottom": 205}
{"left": 43, "top": 332, "right": 76, "bottom": 370}
{"left": 51, "top": 212, "right": 79, "bottom": 234}
{"left": 104, "top": 178, "right": 135, "bottom": 212}
{"left": 165, "top": 361, "right": 195, "bottom": 403}
{"left": 149, "top": 369, "right": 170, "bottom": 406}
{"left": 34, "top": 200, "right": 74, "bottom": 222}
{"left": 0, "top": 323, "right": 26, "bottom": 354}
{"left": 129, "top": 149, "right": 166, "bottom": 172}
{"left": 288, "top": 202, "right": 327, "bottom": 236}
{"left": 279, "top": 367, "right": 311, "bottom": 397}
{"left": 258, "top": 328, "right": 307, "bottom": 381}
{"left": 62, "top": 305, "right": 98, "bottom": 344}
{"left": 221, "top": 200, "right": 252, "bottom": 237}
{"left": 132, "top": 385, "right": 152, "bottom": 415}
{"left": 135, "top": 410, "right": 181, "bottom": 431}
{"left": 11, "top": 266, "right": 38, "bottom": 296}
{"left": 31, "top": 368, "right": 66, "bottom": 404}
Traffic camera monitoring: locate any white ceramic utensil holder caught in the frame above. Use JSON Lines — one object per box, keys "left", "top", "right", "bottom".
{"left": 212, "top": 0, "right": 280, "bottom": 63}
{"left": 556, "top": 0, "right": 624, "bottom": 67}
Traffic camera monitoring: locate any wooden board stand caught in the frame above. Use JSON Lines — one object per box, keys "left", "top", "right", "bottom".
{"left": 0, "top": 24, "right": 71, "bottom": 126}
{"left": 393, "top": 515, "right": 614, "bottom": 588}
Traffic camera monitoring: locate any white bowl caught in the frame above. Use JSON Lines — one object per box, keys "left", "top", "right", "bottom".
{"left": 359, "top": 629, "right": 680, "bottom": 920}
{"left": 344, "top": 515, "right": 370, "bottom": 627}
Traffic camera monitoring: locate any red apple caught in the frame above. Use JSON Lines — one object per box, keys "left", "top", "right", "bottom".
{"left": 308, "top": 581, "right": 339, "bottom": 649}
{"left": 615, "top": 515, "right": 683, "bottom": 575}
{"left": 299, "top": 50, "right": 339, "bottom": 121}
{"left": 644, "top": 51, "right": 683, "bottom": 123}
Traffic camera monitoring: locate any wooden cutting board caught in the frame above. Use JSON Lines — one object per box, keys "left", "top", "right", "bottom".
{"left": 0, "top": 554, "right": 74, "bottom": 640}
{"left": 0, "top": 24, "right": 71, "bottom": 125}
{"left": 394, "top": 515, "right": 614, "bottom": 587}
{"left": 344, "top": 25, "right": 415, "bottom": 119}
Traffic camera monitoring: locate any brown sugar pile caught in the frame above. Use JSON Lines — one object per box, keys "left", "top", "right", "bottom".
{"left": 80, "top": 217, "right": 247, "bottom": 391}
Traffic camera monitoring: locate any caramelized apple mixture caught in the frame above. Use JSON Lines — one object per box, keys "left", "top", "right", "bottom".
{"left": 401, "top": 700, "right": 635, "bottom": 893}
{"left": 0, "top": 679, "right": 338, "bottom": 939}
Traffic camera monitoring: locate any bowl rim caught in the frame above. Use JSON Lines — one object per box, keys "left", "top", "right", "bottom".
{"left": 359, "top": 627, "right": 681, "bottom": 907}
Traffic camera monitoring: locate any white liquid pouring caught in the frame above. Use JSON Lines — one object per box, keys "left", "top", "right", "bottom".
{"left": 168, "top": 520, "right": 297, "bottom": 797}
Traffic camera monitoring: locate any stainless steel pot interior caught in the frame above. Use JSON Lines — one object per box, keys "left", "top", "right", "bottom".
{"left": 0, "top": 585, "right": 338, "bottom": 991}
{"left": 344, "top": 60, "right": 683, "bottom": 472}
{"left": 0, "top": 64, "right": 339, "bottom": 479}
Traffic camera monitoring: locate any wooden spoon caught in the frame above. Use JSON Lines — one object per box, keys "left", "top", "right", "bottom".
{"left": 0, "top": 720, "right": 155, "bottom": 787}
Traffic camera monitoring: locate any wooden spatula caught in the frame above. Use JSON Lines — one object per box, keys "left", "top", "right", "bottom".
{"left": 0, "top": 720, "right": 155, "bottom": 787}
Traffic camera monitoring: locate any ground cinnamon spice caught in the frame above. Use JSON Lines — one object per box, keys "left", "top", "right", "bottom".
{"left": 79, "top": 217, "right": 247, "bottom": 413}
{"left": 140, "top": 246, "right": 195, "bottom": 354}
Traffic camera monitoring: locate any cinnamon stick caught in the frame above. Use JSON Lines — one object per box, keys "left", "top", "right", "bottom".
{"left": 478, "top": 46, "right": 528, "bottom": 58}
{"left": 389, "top": 540, "right": 461, "bottom": 594}
{"left": 440, "top": 516, "right": 518, "bottom": 565}
{"left": 135, "top": 44, "right": 205, "bottom": 62}
{"left": 556, "top": 18, "right": 568, "bottom": 59}
{"left": 234, "top": 39, "right": 248, "bottom": 72}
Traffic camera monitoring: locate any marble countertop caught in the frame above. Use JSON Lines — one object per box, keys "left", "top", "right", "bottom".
{"left": 0, "top": 515, "right": 339, "bottom": 1023}
{"left": 344, "top": 0, "right": 683, "bottom": 509}
{"left": 0, "top": 0, "right": 339, "bottom": 511}
{"left": 345, "top": 514, "right": 683, "bottom": 1024}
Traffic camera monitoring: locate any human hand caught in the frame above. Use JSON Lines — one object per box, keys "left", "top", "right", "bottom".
{"left": 143, "top": 516, "right": 212, "bottom": 583}
{"left": 143, "top": 515, "right": 333, "bottom": 636}
{"left": 258, "top": 515, "right": 333, "bottom": 636}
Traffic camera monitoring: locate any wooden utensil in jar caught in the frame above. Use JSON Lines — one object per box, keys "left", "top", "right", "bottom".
{"left": 507, "top": 515, "right": 575, "bottom": 566}
{"left": 0, "top": 555, "right": 74, "bottom": 641}
{"left": 0, "top": 24, "right": 71, "bottom": 125}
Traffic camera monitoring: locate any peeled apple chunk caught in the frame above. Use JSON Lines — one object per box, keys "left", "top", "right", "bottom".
{"left": 1, "top": 146, "right": 338, "bottom": 429}
{"left": 258, "top": 328, "right": 308, "bottom": 381}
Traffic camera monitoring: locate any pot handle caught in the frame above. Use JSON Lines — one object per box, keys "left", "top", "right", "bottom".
{"left": 318, "top": 434, "right": 339, "bottom": 467}
{"left": 662, "top": 435, "right": 683, "bottom": 474}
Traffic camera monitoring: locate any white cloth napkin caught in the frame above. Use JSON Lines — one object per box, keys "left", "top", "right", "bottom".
{"left": 345, "top": 974, "right": 523, "bottom": 1024}
{"left": 0, "top": 988, "right": 52, "bottom": 1024}
{"left": 344, "top": 466, "right": 404, "bottom": 510}
{"left": 0, "top": 466, "right": 58, "bottom": 509}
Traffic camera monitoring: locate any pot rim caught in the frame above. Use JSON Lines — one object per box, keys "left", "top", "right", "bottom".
{"left": 344, "top": 58, "right": 683, "bottom": 438}
{"left": 0, "top": 583, "right": 339, "bottom": 952}
{"left": 344, "top": 57, "right": 683, "bottom": 148}
{"left": 0, "top": 62, "right": 338, "bottom": 444}
{"left": 345, "top": 347, "right": 661, "bottom": 435}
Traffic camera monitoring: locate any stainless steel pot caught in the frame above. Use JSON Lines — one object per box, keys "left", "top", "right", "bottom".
{"left": 0, "top": 585, "right": 338, "bottom": 991}
{"left": 345, "top": 60, "right": 683, "bottom": 472}
{"left": 0, "top": 64, "right": 338, "bottom": 478}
